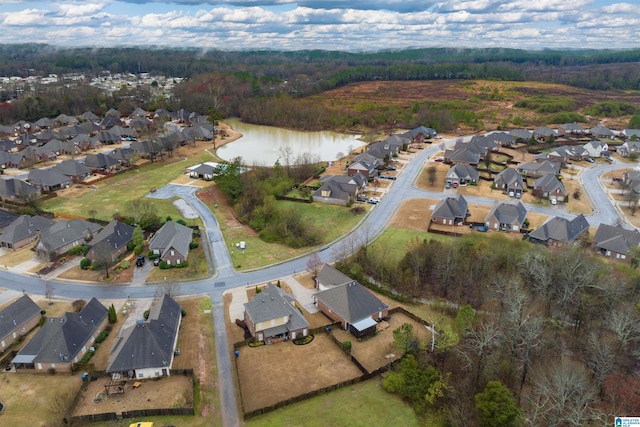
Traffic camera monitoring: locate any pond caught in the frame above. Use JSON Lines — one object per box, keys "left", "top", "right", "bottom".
{"left": 217, "top": 118, "right": 363, "bottom": 166}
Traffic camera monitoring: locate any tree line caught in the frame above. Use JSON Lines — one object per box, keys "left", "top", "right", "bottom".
{"left": 334, "top": 233, "right": 640, "bottom": 425}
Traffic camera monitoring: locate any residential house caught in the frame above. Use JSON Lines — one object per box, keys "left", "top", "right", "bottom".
{"left": 243, "top": 283, "right": 309, "bottom": 343}
{"left": 623, "top": 129, "right": 640, "bottom": 140}
{"left": 510, "top": 129, "right": 533, "bottom": 142}
{"left": 590, "top": 125, "right": 614, "bottom": 139}
{"left": 84, "top": 153, "right": 120, "bottom": 172}
{"left": 487, "top": 132, "right": 516, "bottom": 147}
{"left": 617, "top": 140, "right": 640, "bottom": 158}
{"left": 558, "top": 123, "right": 587, "bottom": 136}
{"left": 0, "top": 215, "right": 54, "bottom": 250}
{"left": 312, "top": 175, "right": 363, "bottom": 206}
{"left": 86, "top": 220, "right": 134, "bottom": 262}
{"left": 528, "top": 215, "right": 589, "bottom": 246}
{"left": 27, "top": 168, "right": 72, "bottom": 192}
{"left": 148, "top": 221, "right": 193, "bottom": 266}
{"left": 52, "top": 160, "right": 92, "bottom": 183}
{"left": 516, "top": 160, "right": 560, "bottom": 178}
{"left": 0, "top": 178, "right": 38, "bottom": 203}
{"left": 188, "top": 163, "right": 216, "bottom": 180}
{"left": 314, "top": 263, "right": 353, "bottom": 291}
{"left": 494, "top": 168, "right": 524, "bottom": 198}
{"left": 106, "top": 294, "right": 182, "bottom": 379}
{"left": 347, "top": 152, "right": 380, "bottom": 179}
{"left": 532, "top": 126, "right": 556, "bottom": 141}
{"left": 431, "top": 195, "right": 468, "bottom": 226}
{"left": 12, "top": 298, "right": 108, "bottom": 372}
{"left": 405, "top": 126, "right": 437, "bottom": 142}
{"left": 444, "top": 147, "right": 481, "bottom": 166}
{"left": 469, "top": 135, "right": 499, "bottom": 153}
{"left": 583, "top": 140, "right": 609, "bottom": 158}
{"left": 485, "top": 202, "right": 527, "bottom": 232}
{"left": 623, "top": 170, "right": 640, "bottom": 194}
{"left": 533, "top": 174, "right": 567, "bottom": 204}
{"left": 446, "top": 164, "right": 479, "bottom": 187}
{"left": 594, "top": 224, "right": 640, "bottom": 262}
{"left": 0, "top": 295, "right": 41, "bottom": 352}
{"left": 35, "top": 219, "right": 101, "bottom": 259}
{"left": 314, "top": 281, "right": 389, "bottom": 338}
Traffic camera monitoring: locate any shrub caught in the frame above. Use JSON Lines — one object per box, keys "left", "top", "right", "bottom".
{"left": 189, "top": 241, "right": 199, "bottom": 249}
{"left": 176, "top": 261, "right": 188, "bottom": 268}
{"left": 159, "top": 261, "right": 171, "bottom": 269}
{"left": 181, "top": 309, "right": 187, "bottom": 317}
{"left": 79, "top": 349, "right": 95, "bottom": 364}
{"left": 177, "top": 219, "right": 187, "bottom": 226}
{"left": 249, "top": 341, "right": 265, "bottom": 347}
{"left": 108, "top": 304, "right": 117, "bottom": 324}
{"left": 143, "top": 310, "right": 150, "bottom": 320}
{"left": 95, "top": 330, "right": 109, "bottom": 344}
{"left": 147, "top": 251, "right": 160, "bottom": 259}
{"left": 134, "top": 244, "right": 144, "bottom": 255}
{"left": 68, "top": 245, "right": 88, "bottom": 256}
{"left": 342, "top": 340, "right": 352, "bottom": 352}
{"left": 127, "top": 241, "right": 135, "bottom": 251}
{"left": 120, "top": 260, "right": 131, "bottom": 269}
{"left": 294, "top": 335, "right": 314, "bottom": 345}
{"left": 80, "top": 258, "right": 92, "bottom": 270}
{"left": 72, "top": 300, "right": 86, "bottom": 312}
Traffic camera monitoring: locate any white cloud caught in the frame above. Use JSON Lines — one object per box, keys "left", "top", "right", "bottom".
{"left": 56, "top": 3, "right": 107, "bottom": 17}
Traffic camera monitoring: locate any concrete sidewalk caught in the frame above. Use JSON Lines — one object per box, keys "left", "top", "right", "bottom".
{"left": 283, "top": 274, "right": 318, "bottom": 314}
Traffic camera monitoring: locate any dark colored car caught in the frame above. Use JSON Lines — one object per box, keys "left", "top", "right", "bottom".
{"left": 136, "top": 255, "right": 145, "bottom": 267}
{"left": 153, "top": 258, "right": 160, "bottom": 266}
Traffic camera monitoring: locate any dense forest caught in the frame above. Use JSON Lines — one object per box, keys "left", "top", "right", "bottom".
{"left": 2, "top": 45, "right": 640, "bottom": 131}
{"left": 336, "top": 233, "right": 640, "bottom": 425}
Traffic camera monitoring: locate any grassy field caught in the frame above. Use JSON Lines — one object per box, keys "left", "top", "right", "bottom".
{"left": 372, "top": 227, "right": 450, "bottom": 264}
{"left": 41, "top": 153, "right": 211, "bottom": 222}
{"left": 246, "top": 378, "right": 420, "bottom": 427}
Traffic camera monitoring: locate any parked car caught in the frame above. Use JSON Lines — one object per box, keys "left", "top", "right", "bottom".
{"left": 452, "top": 182, "right": 459, "bottom": 189}
{"left": 382, "top": 175, "right": 397, "bottom": 180}
{"left": 586, "top": 157, "right": 595, "bottom": 163}
{"left": 153, "top": 258, "right": 160, "bottom": 266}
{"left": 368, "top": 197, "right": 380, "bottom": 204}
{"left": 357, "top": 195, "right": 368, "bottom": 203}
{"left": 613, "top": 177, "right": 622, "bottom": 182}
{"left": 434, "top": 157, "right": 443, "bottom": 162}
{"left": 136, "top": 255, "right": 145, "bottom": 267}
{"left": 386, "top": 166, "right": 397, "bottom": 171}
{"left": 445, "top": 181, "right": 452, "bottom": 189}
{"left": 476, "top": 225, "right": 489, "bottom": 232}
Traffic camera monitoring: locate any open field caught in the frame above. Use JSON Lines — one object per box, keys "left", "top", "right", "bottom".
{"left": 246, "top": 377, "right": 420, "bottom": 427}
{"left": 313, "top": 80, "right": 640, "bottom": 131}
{"left": 236, "top": 334, "right": 362, "bottom": 413}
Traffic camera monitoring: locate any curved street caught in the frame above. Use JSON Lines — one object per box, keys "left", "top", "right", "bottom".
{"left": 0, "top": 137, "right": 634, "bottom": 426}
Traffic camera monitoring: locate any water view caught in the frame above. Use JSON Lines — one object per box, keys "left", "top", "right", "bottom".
{"left": 217, "top": 118, "right": 363, "bottom": 165}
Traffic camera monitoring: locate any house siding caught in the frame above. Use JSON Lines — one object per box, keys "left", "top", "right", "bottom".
{"left": 0, "top": 314, "right": 40, "bottom": 352}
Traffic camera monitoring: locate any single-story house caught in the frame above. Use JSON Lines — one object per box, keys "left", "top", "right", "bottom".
{"left": 52, "top": 160, "right": 92, "bottom": 183}
{"left": 35, "top": 219, "right": 102, "bottom": 259}
{"left": 312, "top": 176, "right": 360, "bottom": 206}
{"left": 244, "top": 283, "right": 310, "bottom": 343}
{"left": 485, "top": 202, "right": 527, "bottom": 232}
{"left": 148, "top": 221, "right": 192, "bottom": 266}
{"left": 533, "top": 174, "right": 567, "bottom": 204}
{"left": 314, "top": 281, "right": 389, "bottom": 338}
{"left": 446, "top": 164, "right": 479, "bottom": 187}
{"left": 558, "top": 123, "right": 587, "bottom": 136}
{"left": 12, "top": 298, "right": 108, "bottom": 372}
{"left": 0, "top": 294, "right": 41, "bottom": 353}
{"left": 594, "top": 224, "right": 640, "bottom": 262}
{"left": 27, "top": 169, "right": 72, "bottom": 192}
{"left": 0, "top": 178, "right": 38, "bottom": 203}
{"left": 532, "top": 126, "right": 556, "bottom": 141}
{"left": 444, "top": 147, "right": 480, "bottom": 166}
{"left": 494, "top": 168, "right": 524, "bottom": 198}
{"left": 589, "top": 125, "right": 614, "bottom": 139}
{"left": 527, "top": 215, "right": 589, "bottom": 246}
{"left": 86, "top": 220, "right": 134, "bottom": 262}
{"left": 84, "top": 153, "right": 120, "bottom": 172}
{"left": 516, "top": 160, "right": 560, "bottom": 178}
{"left": 431, "top": 195, "right": 468, "bottom": 226}
{"left": 188, "top": 163, "right": 217, "bottom": 180}
{"left": 0, "top": 215, "right": 54, "bottom": 250}
{"left": 106, "top": 294, "right": 182, "bottom": 379}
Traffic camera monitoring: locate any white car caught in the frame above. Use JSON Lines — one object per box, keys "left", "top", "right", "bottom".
{"left": 368, "top": 197, "right": 380, "bottom": 204}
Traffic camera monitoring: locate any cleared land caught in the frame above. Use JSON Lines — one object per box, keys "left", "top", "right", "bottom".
{"left": 236, "top": 334, "right": 362, "bottom": 413}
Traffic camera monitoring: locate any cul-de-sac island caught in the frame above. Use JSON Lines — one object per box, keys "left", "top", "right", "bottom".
{"left": 2, "top": 46, "right": 640, "bottom": 427}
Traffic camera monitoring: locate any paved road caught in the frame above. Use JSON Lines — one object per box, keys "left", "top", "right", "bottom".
{"left": 0, "top": 137, "right": 634, "bottom": 427}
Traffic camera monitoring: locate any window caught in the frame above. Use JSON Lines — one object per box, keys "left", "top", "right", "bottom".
{"left": 171, "top": 250, "right": 174, "bottom": 256}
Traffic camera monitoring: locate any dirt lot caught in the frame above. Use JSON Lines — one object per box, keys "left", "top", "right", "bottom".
{"left": 73, "top": 374, "right": 193, "bottom": 416}
{"left": 330, "top": 312, "right": 433, "bottom": 373}
{"left": 236, "top": 334, "right": 362, "bottom": 413}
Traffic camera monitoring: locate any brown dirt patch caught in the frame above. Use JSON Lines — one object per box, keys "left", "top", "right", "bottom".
{"left": 197, "top": 185, "right": 244, "bottom": 229}
{"left": 416, "top": 161, "right": 450, "bottom": 191}
{"left": 293, "top": 272, "right": 316, "bottom": 290}
{"left": 236, "top": 334, "right": 362, "bottom": 412}
{"left": 330, "top": 312, "right": 433, "bottom": 373}
{"left": 73, "top": 374, "right": 193, "bottom": 416}
{"left": 390, "top": 198, "right": 439, "bottom": 232}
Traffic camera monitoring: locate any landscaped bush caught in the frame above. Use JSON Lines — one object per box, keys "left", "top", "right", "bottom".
{"left": 147, "top": 251, "right": 160, "bottom": 259}
{"left": 294, "top": 335, "right": 314, "bottom": 345}
{"left": 249, "top": 341, "right": 265, "bottom": 347}
{"left": 176, "top": 261, "right": 188, "bottom": 268}
{"left": 342, "top": 340, "right": 352, "bottom": 352}
{"left": 127, "top": 241, "right": 135, "bottom": 251}
{"left": 189, "top": 241, "right": 199, "bottom": 249}
{"left": 78, "top": 349, "right": 95, "bottom": 364}
{"left": 181, "top": 309, "right": 187, "bottom": 317}
{"left": 95, "top": 330, "right": 109, "bottom": 344}
{"left": 159, "top": 261, "right": 171, "bottom": 269}
{"left": 68, "top": 245, "right": 89, "bottom": 256}
{"left": 120, "top": 260, "right": 131, "bottom": 269}
{"left": 134, "top": 244, "right": 144, "bottom": 255}
{"left": 80, "top": 258, "right": 92, "bottom": 270}
{"left": 143, "top": 310, "right": 150, "bottom": 320}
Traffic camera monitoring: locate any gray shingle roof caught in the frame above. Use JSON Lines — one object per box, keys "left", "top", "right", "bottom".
{"left": 107, "top": 294, "right": 181, "bottom": 373}
{"left": 37, "top": 219, "right": 101, "bottom": 253}
{"left": 528, "top": 215, "right": 589, "bottom": 244}
{"left": 15, "top": 297, "right": 107, "bottom": 364}
{"left": 432, "top": 195, "right": 468, "bottom": 221}
{"left": 446, "top": 164, "right": 479, "bottom": 181}
{"left": 27, "top": 169, "right": 72, "bottom": 188}
{"left": 244, "top": 283, "right": 309, "bottom": 334}
{"left": 0, "top": 295, "right": 41, "bottom": 340}
{"left": 52, "top": 160, "right": 92, "bottom": 178}
{"left": 595, "top": 224, "right": 640, "bottom": 255}
{"left": 315, "top": 281, "right": 389, "bottom": 324}
{"left": 316, "top": 264, "right": 352, "bottom": 288}
{"left": 0, "top": 178, "right": 37, "bottom": 200}
{"left": 0, "top": 215, "right": 54, "bottom": 246}
{"left": 486, "top": 202, "right": 527, "bottom": 227}
{"left": 148, "top": 221, "right": 192, "bottom": 259}
{"left": 84, "top": 153, "right": 120, "bottom": 169}
{"left": 495, "top": 168, "right": 524, "bottom": 188}
{"left": 533, "top": 174, "right": 565, "bottom": 194}
{"left": 88, "top": 220, "right": 134, "bottom": 255}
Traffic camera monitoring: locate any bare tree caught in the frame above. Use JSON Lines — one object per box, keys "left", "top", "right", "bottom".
{"left": 90, "top": 241, "right": 117, "bottom": 279}
{"left": 427, "top": 165, "right": 437, "bottom": 187}
{"left": 463, "top": 321, "right": 501, "bottom": 387}
{"left": 335, "top": 152, "right": 345, "bottom": 164}
{"left": 607, "top": 308, "right": 640, "bottom": 352}
{"left": 585, "top": 332, "right": 615, "bottom": 393}
{"left": 45, "top": 282, "right": 54, "bottom": 305}
{"left": 156, "top": 281, "right": 182, "bottom": 299}
{"left": 306, "top": 251, "right": 323, "bottom": 278}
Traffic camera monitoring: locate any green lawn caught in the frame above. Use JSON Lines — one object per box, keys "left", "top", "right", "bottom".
{"left": 246, "top": 379, "right": 420, "bottom": 427}
{"left": 146, "top": 240, "right": 211, "bottom": 281}
{"left": 372, "top": 228, "right": 453, "bottom": 265}
{"left": 41, "top": 154, "right": 211, "bottom": 222}
{"left": 209, "top": 198, "right": 366, "bottom": 271}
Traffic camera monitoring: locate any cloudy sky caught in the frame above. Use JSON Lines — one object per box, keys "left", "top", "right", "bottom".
{"left": 0, "top": 0, "right": 638, "bottom": 51}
